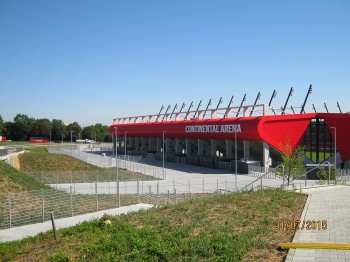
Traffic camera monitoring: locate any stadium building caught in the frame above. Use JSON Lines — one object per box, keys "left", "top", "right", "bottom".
{"left": 109, "top": 89, "right": 350, "bottom": 173}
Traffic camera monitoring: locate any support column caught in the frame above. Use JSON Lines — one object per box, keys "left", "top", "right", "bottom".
{"left": 135, "top": 137, "right": 140, "bottom": 150}
{"left": 226, "top": 140, "right": 233, "bottom": 159}
{"left": 211, "top": 139, "right": 217, "bottom": 157}
{"left": 263, "top": 142, "right": 270, "bottom": 169}
{"left": 262, "top": 104, "right": 270, "bottom": 169}
{"left": 198, "top": 139, "right": 204, "bottom": 156}
{"left": 166, "top": 138, "right": 171, "bottom": 153}
{"left": 175, "top": 139, "right": 181, "bottom": 154}
{"left": 243, "top": 106, "right": 250, "bottom": 160}
{"left": 186, "top": 139, "right": 192, "bottom": 156}
{"left": 243, "top": 141, "right": 249, "bottom": 160}
{"left": 156, "top": 137, "right": 162, "bottom": 153}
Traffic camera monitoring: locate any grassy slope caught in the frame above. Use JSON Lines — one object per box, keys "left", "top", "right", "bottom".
{"left": 0, "top": 161, "right": 49, "bottom": 193}
{"left": 19, "top": 146, "right": 100, "bottom": 172}
{"left": 0, "top": 189, "right": 307, "bottom": 261}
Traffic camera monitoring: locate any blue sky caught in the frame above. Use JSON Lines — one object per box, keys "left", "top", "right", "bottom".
{"left": 1, "top": 0, "right": 349, "bottom": 126}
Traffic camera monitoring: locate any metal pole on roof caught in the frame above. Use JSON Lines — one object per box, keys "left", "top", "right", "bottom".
{"left": 282, "top": 87, "right": 293, "bottom": 115}
{"left": 236, "top": 94, "right": 246, "bottom": 117}
{"left": 300, "top": 84, "right": 312, "bottom": 114}
{"left": 337, "top": 102, "right": 342, "bottom": 113}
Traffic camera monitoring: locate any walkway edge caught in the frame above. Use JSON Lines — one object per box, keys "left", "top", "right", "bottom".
{"left": 284, "top": 192, "right": 312, "bottom": 261}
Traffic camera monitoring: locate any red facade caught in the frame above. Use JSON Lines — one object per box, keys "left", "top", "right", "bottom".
{"left": 110, "top": 113, "right": 350, "bottom": 161}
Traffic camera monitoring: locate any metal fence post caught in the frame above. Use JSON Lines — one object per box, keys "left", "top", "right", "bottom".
{"left": 41, "top": 189, "right": 45, "bottom": 222}
{"left": 118, "top": 181, "right": 120, "bottom": 207}
{"left": 95, "top": 183, "right": 98, "bottom": 212}
{"left": 137, "top": 179, "right": 140, "bottom": 204}
{"left": 156, "top": 182, "right": 159, "bottom": 208}
{"left": 70, "top": 186, "right": 74, "bottom": 217}
{"left": 175, "top": 188, "right": 177, "bottom": 204}
{"left": 8, "top": 193, "right": 12, "bottom": 228}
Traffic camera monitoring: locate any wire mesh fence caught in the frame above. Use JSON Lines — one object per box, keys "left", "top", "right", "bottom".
{"left": 25, "top": 168, "right": 161, "bottom": 184}
{"left": 0, "top": 179, "right": 223, "bottom": 230}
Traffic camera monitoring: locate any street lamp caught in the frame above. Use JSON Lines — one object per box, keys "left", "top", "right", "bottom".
{"left": 114, "top": 127, "right": 118, "bottom": 174}
{"left": 163, "top": 131, "right": 167, "bottom": 179}
{"left": 331, "top": 127, "right": 337, "bottom": 176}
{"left": 235, "top": 130, "right": 237, "bottom": 191}
{"left": 124, "top": 131, "right": 127, "bottom": 158}
{"left": 114, "top": 126, "right": 120, "bottom": 207}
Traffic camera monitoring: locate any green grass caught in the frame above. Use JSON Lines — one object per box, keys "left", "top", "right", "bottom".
{"left": 0, "top": 189, "right": 307, "bottom": 261}
{"left": 0, "top": 160, "right": 49, "bottom": 193}
{"left": 303, "top": 151, "right": 331, "bottom": 163}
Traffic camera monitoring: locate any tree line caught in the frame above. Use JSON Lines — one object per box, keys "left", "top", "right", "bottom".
{"left": 0, "top": 114, "right": 112, "bottom": 142}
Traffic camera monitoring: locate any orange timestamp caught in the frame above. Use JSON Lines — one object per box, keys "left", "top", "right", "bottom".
{"left": 275, "top": 220, "right": 328, "bottom": 230}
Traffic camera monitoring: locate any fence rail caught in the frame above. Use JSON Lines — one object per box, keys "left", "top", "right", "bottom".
{"left": 248, "top": 165, "right": 278, "bottom": 179}
{"left": 0, "top": 180, "right": 219, "bottom": 230}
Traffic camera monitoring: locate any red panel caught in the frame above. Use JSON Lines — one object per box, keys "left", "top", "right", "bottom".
{"left": 258, "top": 114, "right": 315, "bottom": 155}
{"left": 110, "top": 113, "right": 350, "bottom": 161}
{"left": 320, "top": 113, "right": 350, "bottom": 161}
{"left": 110, "top": 117, "right": 262, "bottom": 141}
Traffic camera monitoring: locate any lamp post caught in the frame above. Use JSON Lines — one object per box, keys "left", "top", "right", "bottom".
{"left": 235, "top": 130, "right": 237, "bottom": 191}
{"left": 163, "top": 131, "right": 167, "bottom": 179}
{"left": 114, "top": 127, "right": 118, "bottom": 178}
{"left": 331, "top": 127, "right": 337, "bottom": 177}
{"left": 124, "top": 131, "right": 127, "bottom": 157}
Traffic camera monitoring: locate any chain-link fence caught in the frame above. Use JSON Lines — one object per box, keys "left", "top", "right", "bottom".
{"left": 0, "top": 181, "right": 210, "bottom": 230}
{"left": 25, "top": 169, "right": 160, "bottom": 184}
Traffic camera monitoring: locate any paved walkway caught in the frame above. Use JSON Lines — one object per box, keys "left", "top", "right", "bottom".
{"left": 0, "top": 204, "right": 153, "bottom": 243}
{"left": 50, "top": 160, "right": 319, "bottom": 195}
{"left": 286, "top": 185, "right": 350, "bottom": 261}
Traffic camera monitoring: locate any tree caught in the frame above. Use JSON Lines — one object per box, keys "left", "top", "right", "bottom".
{"left": 67, "top": 122, "right": 82, "bottom": 142}
{"left": 51, "top": 119, "right": 65, "bottom": 141}
{"left": 31, "top": 118, "right": 52, "bottom": 138}
{"left": 275, "top": 137, "right": 306, "bottom": 186}
{"left": 0, "top": 115, "right": 4, "bottom": 134}
{"left": 12, "top": 114, "right": 35, "bottom": 141}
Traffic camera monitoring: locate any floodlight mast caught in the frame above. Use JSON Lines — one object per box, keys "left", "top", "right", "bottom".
{"left": 216, "top": 97, "right": 223, "bottom": 109}
{"left": 162, "top": 105, "right": 171, "bottom": 121}
{"left": 169, "top": 104, "right": 178, "bottom": 120}
{"left": 281, "top": 87, "right": 293, "bottom": 115}
{"left": 290, "top": 105, "right": 295, "bottom": 114}
{"left": 324, "top": 103, "right": 329, "bottom": 113}
{"left": 192, "top": 100, "right": 202, "bottom": 119}
{"left": 203, "top": 99, "right": 212, "bottom": 117}
{"left": 268, "top": 90, "right": 277, "bottom": 115}
{"left": 236, "top": 94, "right": 246, "bottom": 117}
{"left": 300, "top": 84, "right": 312, "bottom": 114}
{"left": 250, "top": 91, "right": 261, "bottom": 116}
{"left": 179, "top": 103, "right": 186, "bottom": 113}
{"left": 223, "top": 96, "right": 234, "bottom": 118}
{"left": 156, "top": 106, "right": 164, "bottom": 122}
{"left": 337, "top": 102, "right": 342, "bottom": 113}
{"left": 187, "top": 101, "right": 193, "bottom": 112}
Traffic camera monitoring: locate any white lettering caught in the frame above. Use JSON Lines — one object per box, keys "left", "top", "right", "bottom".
{"left": 185, "top": 124, "right": 242, "bottom": 133}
